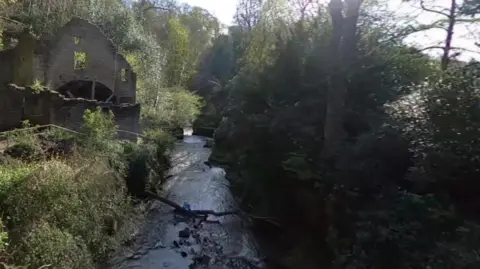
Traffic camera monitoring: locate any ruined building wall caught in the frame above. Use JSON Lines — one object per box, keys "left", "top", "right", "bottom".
{"left": 112, "top": 105, "right": 141, "bottom": 140}
{"left": 0, "top": 49, "right": 14, "bottom": 88}
{"left": 114, "top": 53, "right": 137, "bottom": 104}
{"left": 0, "top": 18, "right": 140, "bottom": 135}
{"left": 0, "top": 87, "right": 24, "bottom": 131}
{"left": 45, "top": 19, "right": 117, "bottom": 93}
{"left": 43, "top": 18, "right": 136, "bottom": 103}
{"left": 12, "top": 33, "right": 36, "bottom": 86}
{"left": 2, "top": 85, "right": 140, "bottom": 140}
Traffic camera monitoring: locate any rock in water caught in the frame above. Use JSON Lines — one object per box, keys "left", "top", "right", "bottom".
{"left": 179, "top": 228, "right": 191, "bottom": 238}
{"left": 192, "top": 255, "right": 211, "bottom": 266}
{"left": 183, "top": 202, "right": 191, "bottom": 211}
{"left": 204, "top": 138, "right": 214, "bottom": 148}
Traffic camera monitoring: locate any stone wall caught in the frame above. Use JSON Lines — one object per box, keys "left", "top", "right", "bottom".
{"left": 2, "top": 85, "right": 140, "bottom": 140}
{"left": 112, "top": 105, "right": 141, "bottom": 140}
{"left": 0, "top": 86, "right": 24, "bottom": 131}
{"left": 43, "top": 18, "right": 136, "bottom": 103}
{"left": 0, "top": 49, "right": 14, "bottom": 88}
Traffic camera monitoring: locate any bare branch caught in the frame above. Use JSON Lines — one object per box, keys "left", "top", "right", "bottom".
{"left": 420, "top": 0, "right": 450, "bottom": 17}
{"left": 419, "top": 45, "right": 480, "bottom": 54}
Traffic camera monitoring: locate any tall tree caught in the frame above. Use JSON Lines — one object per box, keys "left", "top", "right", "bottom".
{"left": 321, "top": 0, "right": 364, "bottom": 158}
{"left": 407, "top": 0, "right": 480, "bottom": 70}
{"left": 234, "top": 0, "right": 263, "bottom": 30}
{"left": 164, "top": 17, "right": 191, "bottom": 87}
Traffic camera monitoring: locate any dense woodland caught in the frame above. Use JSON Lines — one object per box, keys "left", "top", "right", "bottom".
{"left": 2, "top": 0, "right": 480, "bottom": 268}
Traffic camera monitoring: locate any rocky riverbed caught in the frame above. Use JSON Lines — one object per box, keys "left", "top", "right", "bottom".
{"left": 108, "top": 132, "right": 265, "bottom": 269}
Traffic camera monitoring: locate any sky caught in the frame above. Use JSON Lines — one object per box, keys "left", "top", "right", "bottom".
{"left": 180, "top": 0, "right": 237, "bottom": 25}
{"left": 180, "top": 0, "right": 479, "bottom": 60}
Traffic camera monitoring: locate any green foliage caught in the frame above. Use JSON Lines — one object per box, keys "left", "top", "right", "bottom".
{"left": 165, "top": 18, "right": 192, "bottom": 87}
{"left": 206, "top": 1, "right": 480, "bottom": 268}
{"left": 141, "top": 87, "right": 203, "bottom": 131}
{"left": 1, "top": 157, "right": 133, "bottom": 266}
{"left": 0, "top": 109, "right": 173, "bottom": 268}
{"left": 282, "top": 153, "right": 318, "bottom": 182}
{"left": 80, "top": 108, "right": 118, "bottom": 150}
{"left": 392, "top": 63, "right": 480, "bottom": 216}
{"left": 121, "top": 136, "right": 172, "bottom": 197}
{"left": 18, "top": 222, "right": 93, "bottom": 269}
{"left": 29, "top": 79, "right": 48, "bottom": 93}
{"left": 336, "top": 192, "right": 480, "bottom": 269}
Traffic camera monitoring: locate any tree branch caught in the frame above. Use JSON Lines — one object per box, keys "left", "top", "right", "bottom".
{"left": 145, "top": 191, "right": 239, "bottom": 218}
{"left": 143, "top": 6, "right": 172, "bottom": 12}
{"left": 420, "top": 0, "right": 450, "bottom": 17}
{"left": 419, "top": 45, "right": 479, "bottom": 53}
{"left": 144, "top": 191, "right": 281, "bottom": 227}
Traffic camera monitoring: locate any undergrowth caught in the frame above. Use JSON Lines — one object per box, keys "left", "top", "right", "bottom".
{"left": 0, "top": 108, "right": 174, "bottom": 268}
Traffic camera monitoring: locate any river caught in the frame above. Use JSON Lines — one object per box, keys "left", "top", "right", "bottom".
{"left": 108, "top": 131, "right": 265, "bottom": 269}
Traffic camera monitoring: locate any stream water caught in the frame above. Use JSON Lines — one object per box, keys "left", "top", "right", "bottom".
{"left": 109, "top": 131, "right": 265, "bottom": 269}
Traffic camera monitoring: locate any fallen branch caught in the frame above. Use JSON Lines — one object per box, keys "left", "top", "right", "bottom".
{"left": 144, "top": 191, "right": 238, "bottom": 218}
{"left": 144, "top": 191, "right": 282, "bottom": 228}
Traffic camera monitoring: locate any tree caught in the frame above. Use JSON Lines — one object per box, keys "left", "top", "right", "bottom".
{"left": 407, "top": 0, "right": 480, "bottom": 70}
{"left": 460, "top": 0, "right": 480, "bottom": 15}
{"left": 321, "top": 0, "right": 364, "bottom": 158}
{"left": 234, "top": 0, "right": 263, "bottom": 30}
{"left": 164, "top": 17, "right": 191, "bottom": 87}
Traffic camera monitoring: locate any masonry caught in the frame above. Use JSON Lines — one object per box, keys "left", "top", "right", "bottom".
{"left": 0, "top": 18, "right": 140, "bottom": 139}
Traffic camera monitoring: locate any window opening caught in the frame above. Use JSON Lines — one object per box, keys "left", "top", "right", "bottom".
{"left": 121, "top": 68, "right": 128, "bottom": 82}
{"left": 74, "top": 51, "right": 87, "bottom": 70}
{"left": 73, "top": 36, "right": 81, "bottom": 44}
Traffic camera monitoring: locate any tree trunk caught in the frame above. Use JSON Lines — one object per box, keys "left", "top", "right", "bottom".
{"left": 441, "top": 0, "right": 457, "bottom": 70}
{"left": 321, "top": 0, "right": 363, "bottom": 158}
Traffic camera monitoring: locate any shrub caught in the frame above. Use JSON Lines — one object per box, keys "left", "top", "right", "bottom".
{"left": 18, "top": 222, "right": 94, "bottom": 269}
{"left": 0, "top": 163, "right": 38, "bottom": 202}
{"left": 1, "top": 157, "right": 134, "bottom": 266}
{"left": 141, "top": 87, "right": 203, "bottom": 132}
{"left": 3, "top": 142, "right": 43, "bottom": 161}
{"left": 122, "top": 130, "right": 173, "bottom": 197}
{"left": 80, "top": 108, "right": 118, "bottom": 151}
{"left": 390, "top": 64, "right": 480, "bottom": 216}
{"left": 335, "top": 192, "right": 480, "bottom": 269}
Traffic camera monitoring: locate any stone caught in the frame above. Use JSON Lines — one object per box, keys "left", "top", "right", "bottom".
{"left": 190, "top": 245, "right": 201, "bottom": 254}
{"left": 154, "top": 240, "right": 166, "bottom": 249}
{"left": 192, "top": 255, "right": 211, "bottom": 266}
{"left": 163, "top": 261, "right": 171, "bottom": 267}
{"left": 180, "top": 251, "right": 188, "bottom": 258}
{"left": 203, "top": 138, "right": 214, "bottom": 148}
{"left": 179, "top": 228, "right": 191, "bottom": 238}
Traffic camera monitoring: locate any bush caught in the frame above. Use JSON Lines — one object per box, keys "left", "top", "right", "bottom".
{"left": 3, "top": 142, "right": 43, "bottom": 161}
{"left": 0, "top": 108, "right": 174, "bottom": 268}
{"left": 141, "top": 87, "right": 203, "bottom": 133}
{"left": 390, "top": 64, "right": 480, "bottom": 216}
{"left": 1, "top": 156, "right": 134, "bottom": 267}
{"left": 335, "top": 192, "right": 480, "bottom": 269}
{"left": 122, "top": 130, "right": 173, "bottom": 198}
{"left": 80, "top": 108, "right": 118, "bottom": 151}
{"left": 18, "top": 222, "right": 93, "bottom": 269}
